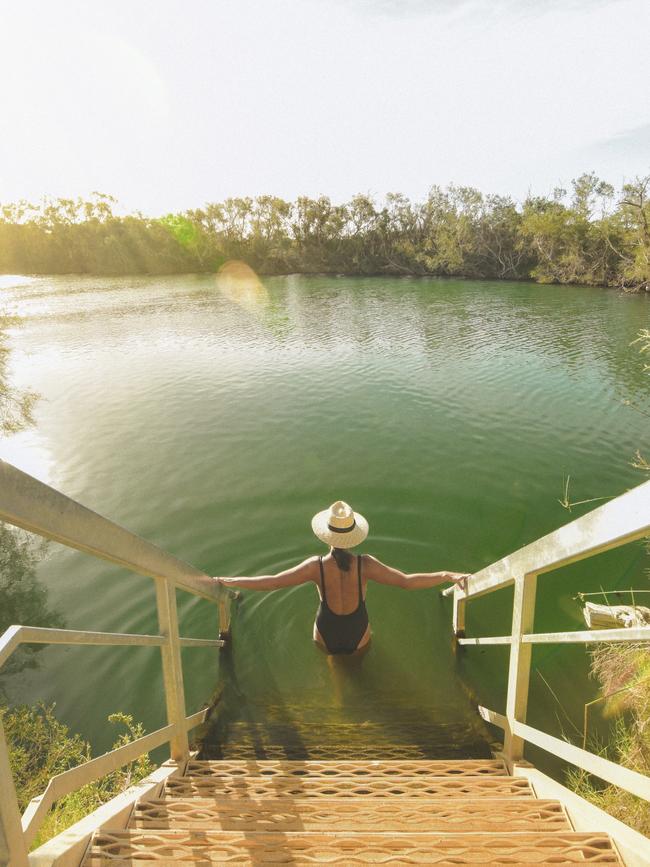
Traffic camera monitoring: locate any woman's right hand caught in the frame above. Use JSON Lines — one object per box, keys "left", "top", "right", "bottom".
{"left": 448, "top": 572, "right": 471, "bottom": 591}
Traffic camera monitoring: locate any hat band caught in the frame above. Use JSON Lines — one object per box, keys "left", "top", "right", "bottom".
{"left": 327, "top": 520, "right": 357, "bottom": 534}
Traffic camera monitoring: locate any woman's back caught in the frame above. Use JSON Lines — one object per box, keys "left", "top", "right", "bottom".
{"left": 317, "top": 552, "right": 367, "bottom": 613}
{"left": 316, "top": 552, "right": 369, "bottom": 654}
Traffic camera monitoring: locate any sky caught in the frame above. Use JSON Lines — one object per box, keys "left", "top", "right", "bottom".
{"left": 1, "top": 0, "right": 649, "bottom": 215}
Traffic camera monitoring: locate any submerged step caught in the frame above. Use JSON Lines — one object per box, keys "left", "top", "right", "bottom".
{"left": 86, "top": 829, "right": 621, "bottom": 864}
{"left": 199, "top": 718, "right": 492, "bottom": 761}
{"left": 165, "top": 773, "right": 533, "bottom": 799}
{"left": 132, "top": 796, "right": 571, "bottom": 833}
{"left": 203, "top": 738, "right": 442, "bottom": 760}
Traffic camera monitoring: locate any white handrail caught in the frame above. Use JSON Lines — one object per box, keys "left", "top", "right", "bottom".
{"left": 477, "top": 707, "right": 650, "bottom": 803}
{"left": 19, "top": 706, "right": 207, "bottom": 849}
{"left": 0, "top": 625, "right": 224, "bottom": 671}
{"left": 0, "top": 460, "right": 234, "bottom": 864}
{"left": 443, "top": 479, "right": 650, "bottom": 602}
{"left": 20, "top": 723, "right": 175, "bottom": 847}
{"left": 458, "top": 626, "right": 650, "bottom": 646}
{"left": 0, "top": 622, "right": 221, "bottom": 854}
{"left": 447, "top": 477, "right": 650, "bottom": 802}
{"left": 0, "top": 460, "right": 226, "bottom": 602}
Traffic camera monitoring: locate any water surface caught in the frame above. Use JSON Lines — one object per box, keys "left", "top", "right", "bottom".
{"left": 1, "top": 274, "right": 648, "bottom": 770}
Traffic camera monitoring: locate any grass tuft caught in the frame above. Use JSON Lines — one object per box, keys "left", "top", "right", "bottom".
{"left": 567, "top": 642, "right": 650, "bottom": 835}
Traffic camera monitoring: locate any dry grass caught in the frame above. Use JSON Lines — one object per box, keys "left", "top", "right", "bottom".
{"left": 567, "top": 642, "right": 650, "bottom": 835}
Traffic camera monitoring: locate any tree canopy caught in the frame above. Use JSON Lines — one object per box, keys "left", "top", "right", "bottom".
{"left": 1, "top": 175, "right": 649, "bottom": 290}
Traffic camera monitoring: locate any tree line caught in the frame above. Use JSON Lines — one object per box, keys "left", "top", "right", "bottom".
{"left": 1, "top": 173, "right": 649, "bottom": 289}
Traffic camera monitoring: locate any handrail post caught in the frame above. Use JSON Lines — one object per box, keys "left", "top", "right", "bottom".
{"left": 503, "top": 572, "right": 537, "bottom": 770}
{"left": 218, "top": 595, "right": 232, "bottom": 642}
{"left": 452, "top": 590, "right": 466, "bottom": 638}
{"left": 155, "top": 578, "right": 189, "bottom": 763}
{"left": 0, "top": 718, "right": 28, "bottom": 867}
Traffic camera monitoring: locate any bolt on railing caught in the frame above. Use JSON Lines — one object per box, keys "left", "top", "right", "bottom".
{"left": 0, "top": 460, "right": 235, "bottom": 866}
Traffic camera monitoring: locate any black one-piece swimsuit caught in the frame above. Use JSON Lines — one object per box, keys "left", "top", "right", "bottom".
{"left": 316, "top": 555, "right": 369, "bottom": 654}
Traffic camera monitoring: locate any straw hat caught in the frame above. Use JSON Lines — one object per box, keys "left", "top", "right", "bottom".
{"left": 311, "top": 501, "right": 369, "bottom": 549}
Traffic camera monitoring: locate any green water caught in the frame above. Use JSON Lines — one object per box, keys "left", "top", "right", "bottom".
{"left": 1, "top": 274, "right": 648, "bottom": 770}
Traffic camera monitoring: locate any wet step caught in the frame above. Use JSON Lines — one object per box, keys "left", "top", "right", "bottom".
{"left": 86, "top": 829, "right": 620, "bottom": 864}
{"left": 199, "top": 718, "right": 492, "bottom": 761}
{"left": 131, "top": 796, "right": 571, "bottom": 833}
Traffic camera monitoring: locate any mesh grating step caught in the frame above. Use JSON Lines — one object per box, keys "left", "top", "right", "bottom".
{"left": 186, "top": 758, "right": 508, "bottom": 777}
{"left": 86, "top": 829, "right": 621, "bottom": 864}
{"left": 131, "top": 796, "right": 571, "bottom": 833}
{"left": 165, "top": 773, "right": 534, "bottom": 800}
{"left": 198, "top": 718, "right": 493, "bottom": 761}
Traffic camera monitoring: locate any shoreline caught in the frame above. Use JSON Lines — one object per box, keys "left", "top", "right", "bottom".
{"left": 1, "top": 270, "right": 648, "bottom": 294}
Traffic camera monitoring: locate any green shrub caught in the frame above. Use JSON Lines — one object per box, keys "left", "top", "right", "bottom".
{"left": 1, "top": 703, "right": 154, "bottom": 848}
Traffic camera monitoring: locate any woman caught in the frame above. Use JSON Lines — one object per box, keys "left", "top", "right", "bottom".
{"left": 216, "top": 501, "right": 470, "bottom": 655}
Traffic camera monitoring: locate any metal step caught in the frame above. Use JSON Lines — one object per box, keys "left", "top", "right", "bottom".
{"left": 131, "top": 796, "right": 571, "bottom": 833}
{"left": 186, "top": 758, "right": 508, "bottom": 778}
{"left": 199, "top": 718, "right": 492, "bottom": 761}
{"left": 86, "top": 829, "right": 620, "bottom": 864}
{"left": 165, "top": 772, "right": 534, "bottom": 799}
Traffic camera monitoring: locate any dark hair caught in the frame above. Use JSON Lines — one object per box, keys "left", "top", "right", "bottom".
{"left": 331, "top": 547, "right": 353, "bottom": 571}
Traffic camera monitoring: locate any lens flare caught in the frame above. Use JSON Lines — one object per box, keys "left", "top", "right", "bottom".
{"left": 215, "top": 260, "right": 268, "bottom": 313}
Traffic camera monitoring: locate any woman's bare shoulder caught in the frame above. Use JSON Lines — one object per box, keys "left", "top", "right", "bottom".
{"left": 361, "top": 554, "right": 406, "bottom": 586}
{"left": 295, "top": 555, "right": 320, "bottom": 578}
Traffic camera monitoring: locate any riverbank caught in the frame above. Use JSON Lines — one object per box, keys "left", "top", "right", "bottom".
{"left": 1, "top": 174, "right": 649, "bottom": 290}
{"left": 568, "top": 641, "right": 650, "bottom": 835}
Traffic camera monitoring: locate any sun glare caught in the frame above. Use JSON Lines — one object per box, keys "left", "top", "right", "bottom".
{"left": 0, "top": 430, "right": 54, "bottom": 486}
{"left": 216, "top": 260, "right": 269, "bottom": 314}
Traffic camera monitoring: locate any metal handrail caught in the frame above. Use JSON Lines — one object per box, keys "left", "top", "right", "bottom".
{"left": 0, "top": 625, "right": 224, "bottom": 670}
{"left": 442, "top": 479, "right": 650, "bottom": 603}
{"left": 0, "top": 459, "right": 234, "bottom": 865}
{"left": 20, "top": 723, "right": 175, "bottom": 848}
{"left": 445, "top": 478, "right": 650, "bottom": 804}
{"left": 0, "top": 625, "right": 221, "bottom": 857}
{"left": 458, "top": 626, "right": 650, "bottom": 646}
{"left": 476, "top": 710, "right": 650, "bottom": 802}
{"left": 0, "top": 461, "right": 229, "bottom": 602}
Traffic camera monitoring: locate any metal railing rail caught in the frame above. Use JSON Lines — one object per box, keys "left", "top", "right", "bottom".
{"left": 0, "top": 460, "right": 235, "bottom": 866}
{"left": 444, "top": 479, "right": 650, "bottom": 605}
{"left": 458, "top": 626, "right": 650, "bottom": 646}
{"left": 443, "top": 478, "right": 650, "bottom": 806}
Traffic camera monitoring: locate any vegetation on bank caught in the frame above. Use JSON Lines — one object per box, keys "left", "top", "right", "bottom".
{"left": 1, "top": 704, "right": 153, "bottom": 848}
{"left": 1, "top": 173, "right": 649, "bottom": 289}
{"left": 568, "top": 642, "right": 650, "bottom": 835}
{"left": 0, "top": 508, "right": 155, "bottom": 851}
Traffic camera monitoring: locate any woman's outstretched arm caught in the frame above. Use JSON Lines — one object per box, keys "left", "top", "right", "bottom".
{"left": 364, "top": 555, "right": 470, "bottom": 590}
{"left": 214, "top": 556, "right": 319, "bottom": 591}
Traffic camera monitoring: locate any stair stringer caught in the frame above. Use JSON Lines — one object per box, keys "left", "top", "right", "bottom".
{"left": 512, "top": 761, "right": 650, "bottom": 867}
{"left": 27, "top": 758, "right": 190, "bottom": 867}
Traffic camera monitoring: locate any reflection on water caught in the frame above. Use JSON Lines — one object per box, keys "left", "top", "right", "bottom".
{"left": 0, "top": 274, "right": 648, "bottom": 765}
{"left": 0, "top": 524, "right": 64, "bottom": 687}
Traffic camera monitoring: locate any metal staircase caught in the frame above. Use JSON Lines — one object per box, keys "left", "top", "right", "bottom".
{"left": 1, "top": 460, "right": 649, "bottom": 865}
{"left": 84, "top": 757, "right": 621, "bottom": 864}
